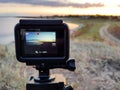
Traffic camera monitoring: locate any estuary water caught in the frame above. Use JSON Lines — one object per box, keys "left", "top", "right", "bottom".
{"left": 0, "top": 17, "right": 19, "bottom": 44}
{"left": 0, "top": 17, "right": 79, "bottom": 44}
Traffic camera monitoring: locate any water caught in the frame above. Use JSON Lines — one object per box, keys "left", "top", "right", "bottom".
{"left": 67, "top": 22, "right": 79, "bottom": 30}
{"left": 0, "top": 17, "right": 19, "bottom": 44}
{"left": 0, "top": 17, "right": 79, "bottom": 45}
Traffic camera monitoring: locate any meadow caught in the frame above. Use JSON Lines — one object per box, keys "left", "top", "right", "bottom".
{"left": 0, "top": 17, "right": 120, "bottom": 90}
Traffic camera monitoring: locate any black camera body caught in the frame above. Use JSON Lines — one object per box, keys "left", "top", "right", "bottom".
{"left": 15, "top": 20, "right": 69, "bottom": 65}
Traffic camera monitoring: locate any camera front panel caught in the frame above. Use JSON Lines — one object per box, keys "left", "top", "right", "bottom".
{"left": 15, "top": 23, "right": 69, "bottom": 65}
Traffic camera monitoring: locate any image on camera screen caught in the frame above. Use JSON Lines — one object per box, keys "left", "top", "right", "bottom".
{"left": 24, "top": 31, "right": 57, "bottom": 55}
{"left": 26, "top": 32, "right": 56, "bottom": 45}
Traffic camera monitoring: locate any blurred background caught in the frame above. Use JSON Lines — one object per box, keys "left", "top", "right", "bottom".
{"left": 0, "top": 0, "right": 120, "bottom": 90}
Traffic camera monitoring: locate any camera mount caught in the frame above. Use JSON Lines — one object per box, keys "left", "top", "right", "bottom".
{"left": 26, "top": 59, "right": 76, "bottom": 90}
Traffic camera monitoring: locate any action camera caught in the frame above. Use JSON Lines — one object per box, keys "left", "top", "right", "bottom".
{"left": 14, "top": 20, "right": 75, "bottom": 90}
{"left": 14, "top": 20, "right": 69, "bottom": 65}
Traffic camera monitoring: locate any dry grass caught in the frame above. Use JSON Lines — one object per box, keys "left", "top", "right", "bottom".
{"left": 71, "top": 23, "right": 92, "bottom": 38}
{"left": 51, "top": 41, "right": 120, "bottom": 90}
{"left": 69, "top": 18, "right": 104, "bottom": 41}
{"left": 69, "top": 41, "right": 120, "bottom": 90}
{"left": 0, "top": 41, "right": 120, "bottom": 90}
{"left": 0, "top": 45, "right": 7, "bottom": 59}
{"left": 109, "top": 26, "right": 120, "bottom": 39}
{"left": 0, "top": 43, "right": 26, "bottom": 90}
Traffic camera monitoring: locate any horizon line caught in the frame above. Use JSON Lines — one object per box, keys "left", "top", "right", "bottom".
{"left": 0, "top": 14, "right": 120, "bottom": 18}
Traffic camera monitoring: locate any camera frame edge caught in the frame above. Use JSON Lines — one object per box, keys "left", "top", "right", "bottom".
{"left": 14, "top": 20, "right": 69, "bottom": 65}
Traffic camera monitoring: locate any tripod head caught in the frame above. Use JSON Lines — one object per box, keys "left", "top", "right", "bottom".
{"left": 32, "top": 59, "right": 76, "bottom": 83}
{"left": 26, "top": 59, "right": 75, "bottom": 90}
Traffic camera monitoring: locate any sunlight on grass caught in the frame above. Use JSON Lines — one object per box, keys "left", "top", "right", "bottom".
{"left": 77, "top": 23, "right": 104, "bottom": 41}
{"left": 69, "top": 18, "right": 105, "bottom": 41}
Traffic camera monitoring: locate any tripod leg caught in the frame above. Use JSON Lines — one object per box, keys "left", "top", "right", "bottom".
{"left": 64, "top": 86, "right": 73, "bottom": 90}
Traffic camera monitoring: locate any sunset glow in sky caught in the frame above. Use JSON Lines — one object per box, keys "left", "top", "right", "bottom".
{"left": 0, "top": 0, "right": 120, "bottom": 16}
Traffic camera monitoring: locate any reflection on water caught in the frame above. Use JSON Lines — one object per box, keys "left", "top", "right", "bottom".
{"left": 67, "top": 22, "right": 79, "bottom": 30}
{"left": 0, "top": 18, "right": 79, "bottom": 44}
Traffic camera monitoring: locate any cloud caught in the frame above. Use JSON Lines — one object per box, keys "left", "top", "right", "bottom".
{"left": 0, "top": 0, "right": 104, "bottom": 8}
{"left": 68, "top": 3, "right": 104, "bottom": 8}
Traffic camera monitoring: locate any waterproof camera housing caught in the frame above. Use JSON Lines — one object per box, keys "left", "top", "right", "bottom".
{"left": 14, "top": 20, "right": 69, "bottom": 65}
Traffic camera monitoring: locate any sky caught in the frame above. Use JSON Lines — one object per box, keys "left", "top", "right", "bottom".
{"left": 0, "top": 0, "right": 120, "bottom": 16}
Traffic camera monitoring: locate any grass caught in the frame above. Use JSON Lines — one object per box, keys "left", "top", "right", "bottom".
{"left": 66, "top": 17, "right": 120, "bottom": 42}
{"left": 70, "top": 41, "right": 120, "bottom": 90}
{"left": 66, "top": 18, "right": 107, "bottom": 41}
{"left": 66, "top": 18, "right": 120, "bottom": 89}
{"left": 109, "top": 20, "right": 120, "bottom": 27}
{"left": 1, "top": 41, "right": 120, "bottom": 90}
{"left": 107, "top": 20, "right": 120, "bottom": 32}
{"left": 0, "top": 45, "right": 7, "bottom": 59}
{"left": 109, "top": 26, "right": 120, "bottom": 39}
{"left": 71, "top": 23, "right": 92, "bottom": 38}
{"left": 107, "top": 21, "right": 120, "bottom": 40}
{"left": 0, "top": 44, "right": 26, "bottom": 90}
{"left": 76, "top": 22, "right": 104, "bottom": 41}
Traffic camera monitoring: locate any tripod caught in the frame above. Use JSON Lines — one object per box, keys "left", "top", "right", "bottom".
{"left": 26, "top": 59, "right": 76, "bottom": 90}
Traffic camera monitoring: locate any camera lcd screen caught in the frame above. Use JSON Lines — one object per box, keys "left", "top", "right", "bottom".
{"left": 25, "top": 31, "right": 57, "bottom": 55}
{"left": 20, "top": 27, "right": 65, "bottom": 58}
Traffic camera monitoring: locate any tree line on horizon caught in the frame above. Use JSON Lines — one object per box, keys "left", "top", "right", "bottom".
{"left": 15, "top": 14, "right": 120, "bottom": 20}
